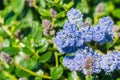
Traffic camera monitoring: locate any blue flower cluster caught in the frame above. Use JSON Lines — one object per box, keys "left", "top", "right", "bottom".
{"left": 100, "top": 51, "right": 120, "bottom": 73}
{"left": 92, "top": 16, "right": 114, "bottom": 44}
{"left": 63, "top": 46, "right": 102, "bottom": 75}
{"left": 54, "top": 8, "right": 117, "bottom": 75}
{"left": 54, "top": 8, "right": 114, "bottom": 53}
{"left": 54, "top": 22, "right": 84, "bottom": 53}
{"left": 67, "top": 8, "right": 83, "bottom": 27}
{"left": 64, "top": 49, "right": 120, "bottom": 75}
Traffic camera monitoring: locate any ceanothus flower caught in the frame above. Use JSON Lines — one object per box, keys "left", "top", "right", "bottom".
{"left": 80, "top": 26, "right": 93, "bottom": 42}
{"left": 54, "top": 8, "right": 117, "bottom": 75}
{"left": 67, "top": 8, "right": 83, "bottom": 27}
{"left": 54, "top": 22, "right": 84, "bottom": 53}
{"left": 63, "top": 46, "right": 102, "bottom": 75}
{"left": 98, "top": 16, "right": 114, "bottom": 43}
{"left": 100, "top": 51, "right": 119, "bottom": 74}
{"left": 92, "top": 17, "right": 114, "bottom": 44}
{"left": 92, "top": 25, "right": 106, "bottom": 44}
{"left": 98, "top": 16, "right": 113, "bottom": 32}
{"left": 112, "top": 51, "right": 120, "bottom": 70}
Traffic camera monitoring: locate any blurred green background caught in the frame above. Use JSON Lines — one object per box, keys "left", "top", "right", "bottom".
{"left": 0, "top": 0, "right": 120, "bottom": 80}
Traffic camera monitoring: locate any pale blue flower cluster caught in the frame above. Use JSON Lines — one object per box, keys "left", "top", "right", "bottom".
{"left": 67, "top": 8, "right": 83, "bottom": 26}
{"left": 54, "top": 22, "right": 84, "bottom": 53}
{"left": 93, "top": 16, "right": 114, "bottom": 44}
{"left": 54, "top": 8, "right": 114, "bottom": 53}
{"left": 63, "top": 48, "right": 120, "bottom": 75}
{"left": 100, "top": 51, "right": 120, "bottom": 73}
{"left": 54, "top": 8, "right": 117, "bottom": 75}
{"left": 63, "top": 46, "right": 102, "bottom": 75}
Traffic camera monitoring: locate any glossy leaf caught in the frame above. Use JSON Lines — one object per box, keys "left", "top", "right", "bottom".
{"left": 39, "top": 52, "right": 52, "bottom": 62}
{"left": 0, "top": 47, "right": 20, "bottom": 56}
{"left": 50, "top": 66, "right": 63, "bottom": 79}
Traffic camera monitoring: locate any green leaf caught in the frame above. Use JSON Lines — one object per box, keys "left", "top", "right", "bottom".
{"left": 115, "top": 45, "right": 120, "bottom": 50}
{"left": 105, "top": 1, "right": 114, "bottom": 13}
{"left": 77, "top": 0, "right": 89, "bottom": 13}
{"left": 22, "top": 10, "right": 33, "bottom": 23}
{"left": 27, "top": 56, "right": 38, "bottom": 69}
{"left": 68, "top": 71, "right": 80, "bottom": 80}
{"left": 117, "top": 78, "right": 120, "bottom": 80}
{"left": 40, "top": 0, "right": 46, "bottom": 8}
{"left": 15, "top": 68, "right": 30, "bottom": 77}
{"left": 35, "top": 70, "right": 43, "bottom": 80}
{"left": 56, "top": 11, "right": 65, "bottom": 19}
{"left": 112, "top": 8, "right": 120, "bottom": 19}
{"left": 11, "top": 0, "right": 25, "bottom": 15}
{"left": 37, "top": 38, "right": 49, "bottom": 53}
{"left": 39, "top": 52, "right": 52, "bottom": 62}
{"left": 0, "top": 72, "right": 10, "bottom": 80}
{"left": 59, "top": 57, "right": 64, "bottom": 64}
{"left": 20, "top": 56, "right": 38, "bottom": 69}
{"left": 63, "top": 1, "right": 74, "bottom": 10}
{"left": 50, "top": 66, "right": 63, "bottom": 79}
{"left": 0, "top": 27, "right": 7, "bottom": 37}
{"left": 2, "top": 39, "right": 10, "bottom": 47}
{"left": 38, "top": 8, "right": 51, "bottom": 17}
{"left": 22, "top": 47, "right": 33, "bottom": 55}
{"left": 0, "top": 47, "right": 20, "bottom": 56}
{"left": 35, "top": 77, "right": 42, "bottom": 80}
{"left": 5, "top": 15, "right": 17, "bottom": 26}
{"left": 30, "top": 22, "right": 42, "bottom": 42}
{"left": 2, "top": 5, "right": 12, "bottom": 16}
{"left": 55, "top": 19, "right": 66, "bottom": 27}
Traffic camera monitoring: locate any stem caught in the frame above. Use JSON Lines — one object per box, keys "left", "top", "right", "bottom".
{"left": 0, "top": 60, "right": 9, "bottom": 69}
{"left": 94, "top": 14, "right": 98, "bottom": 24}
{"left": 107, "top": 35, "right": 119, "bottom": 49}
{"left": 86, "top": 43, "right": 103, "bottom": 54}
{"left": 32, "top": 2, "right": 38, "bottom": 9}
{"left": 13, "top": 62, "right": 51, "bottom": 79}
{"left": 32, "top": 49, "right": 40, "bottom": 58}
{"left": 2, "top": 70, "right": 17, "bottom": 80}
{"left": 85, "top": 75, "right": 93, "bottom": 80}
{"left": 1, "top": 25, "right": 13, "bottom": 38}
{"left": 54, "top": 52, "right": 58, "bottom": 67}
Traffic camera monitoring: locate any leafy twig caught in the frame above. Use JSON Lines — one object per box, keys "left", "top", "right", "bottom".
{"left": 13, "top": 62, "right": 51, "bottom": 79}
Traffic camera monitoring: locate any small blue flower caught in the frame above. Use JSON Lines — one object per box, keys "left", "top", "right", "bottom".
{"left": 100, "top": 51, "right": 118, "bottom": 73}
{"left": 92, "top": 16, "right": 114, "bottom": 44}
{"left": 98, "top": 16, "right": 114, "bottom": 43}
{"left": 63, "top": 47, "right": 102, "bottom": 75}
{"left": 54, "top": 22, "right": 83, "bottom": 53}
{"left": 92, "top": 25, "right": 106, "bottom": 44}
{"left": 98, "top": 16, "right": 114, "bottom": 32}
{"left": 80, "top": 26, "right": 93, "bottom": 42}
{"left": 67, "top": 8, "right": 83, "bottom": 27}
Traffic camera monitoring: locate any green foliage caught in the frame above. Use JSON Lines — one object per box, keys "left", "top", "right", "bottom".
{"left": 39, "top": 52, "right": 52, "bottom": 62}
{"left": 50, "top": 66, "right": 63, "bottom": 79}
{"left": 0, "top": 47, "right": 20, "bottom": 56}
{"left": 112, "top": 8, "right": 120, "bottom": 19}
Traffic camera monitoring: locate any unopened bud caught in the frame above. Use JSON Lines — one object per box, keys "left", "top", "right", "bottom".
{"left": 50, "top": 8, "right": 57, "bottom": 18}
{"left": 95, "top": 3, "right": 104, "bottom": 13}
{"left": 0, "top": 52, "right": 13, "bottom": 63}
{"left": 113, "top": 25, "right": 119, "bottom": 32}
{"left": 19, "top": 78, "right": 25, "bottom": 80}
{"left": 50, "top": 29, "right": 55, "bottom": 36}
